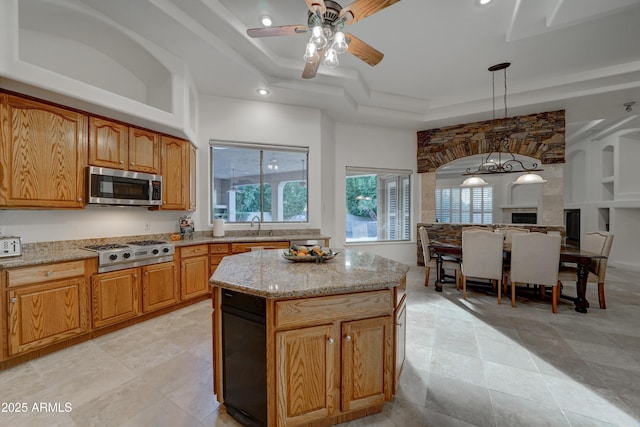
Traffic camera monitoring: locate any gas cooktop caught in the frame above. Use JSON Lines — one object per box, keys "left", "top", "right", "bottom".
{"left": 83, "top": 240, "right": 175, "bottom": 273}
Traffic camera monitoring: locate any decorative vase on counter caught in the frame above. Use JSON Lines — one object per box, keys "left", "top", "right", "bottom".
{"left": 213, "top": 219, "right": 225, "bottom": 237}
{"left": 179, "top": 215, "right": 194, "bottom": 240}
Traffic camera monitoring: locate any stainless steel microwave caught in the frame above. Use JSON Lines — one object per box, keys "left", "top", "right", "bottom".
{"left": 87, "top": 166, "right": 162, "bottom": 206}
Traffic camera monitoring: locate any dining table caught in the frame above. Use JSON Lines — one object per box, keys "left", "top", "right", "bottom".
{"left": 428, "top": 240, "right": 605, "bottom": 313}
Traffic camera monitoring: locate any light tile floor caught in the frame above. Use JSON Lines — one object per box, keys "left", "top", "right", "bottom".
{"left": 1, "top": 265, "right": 640, "bottom": 427}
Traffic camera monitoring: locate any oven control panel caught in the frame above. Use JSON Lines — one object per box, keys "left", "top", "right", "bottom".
{"left": 0, "top": 236, "right": 22, "bottom": 258}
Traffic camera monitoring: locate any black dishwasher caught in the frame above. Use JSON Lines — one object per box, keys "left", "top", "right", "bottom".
{"left": 221, "top": 289, "right": 267, "bottom": 427}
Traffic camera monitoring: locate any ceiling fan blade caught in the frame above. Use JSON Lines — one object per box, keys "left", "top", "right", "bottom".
{"left": 247, "top": 25, "right": 307, "bottom": 38}
{"left": 340, "top": 0, "right": 401, "bottom": 24}
{"left": 302, "top": 48, "right": 325, "bottom": 79}
{"left": 305, "top": 0, "right": 327, "bottom": 15}
{"left": 345, "top": 33, "right": 383, "bottom": 66}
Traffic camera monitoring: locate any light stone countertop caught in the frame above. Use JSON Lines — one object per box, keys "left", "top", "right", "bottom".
{"left": 210, "top": 249, "right": 410, "bottom": 299}
{"left": 0, "top": 233, "right": 330, "bottom": 270}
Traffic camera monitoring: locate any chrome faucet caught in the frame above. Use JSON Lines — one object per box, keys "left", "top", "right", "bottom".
{"left": 250, "top": 215, "right": 261, "bottom": 236}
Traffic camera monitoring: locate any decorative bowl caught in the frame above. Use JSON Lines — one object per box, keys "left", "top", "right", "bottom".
{"left": 282, "top": 246, "right": 338, "bottom": 263}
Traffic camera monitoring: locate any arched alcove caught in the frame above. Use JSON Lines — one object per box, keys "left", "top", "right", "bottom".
{"left": 18, "top": 0, "right": 172, "bottom": 112}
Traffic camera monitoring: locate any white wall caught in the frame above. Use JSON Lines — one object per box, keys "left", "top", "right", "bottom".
{"left": 334, "top": 122, "right": 418, "bottom": 265}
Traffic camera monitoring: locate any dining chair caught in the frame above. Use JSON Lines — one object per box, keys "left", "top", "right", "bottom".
{"left": 503, "top": 226, "right": 530, "bottom": 245}
{"left": 508, "top": 233, "right": 562, "bottom": 313}
{"left": 557, "top": 231, "right": 614, "bottom": 309}
{"left": 461, "top": 230, "right": 504, "bottom": 303}
{"left": 418, "top": 227, "right": 460, "bottom": 287}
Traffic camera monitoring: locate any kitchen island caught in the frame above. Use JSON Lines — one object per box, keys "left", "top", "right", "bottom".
{"left": 210, "top": 249, "right": 409, "bottom": 427}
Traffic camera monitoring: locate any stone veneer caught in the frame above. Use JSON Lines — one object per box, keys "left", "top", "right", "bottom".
{"left": 416, "top": 110, "right": 565, "bottom": 172}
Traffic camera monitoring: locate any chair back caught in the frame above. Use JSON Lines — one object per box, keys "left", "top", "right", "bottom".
{"left": 583, "top": 231, "right": 614, "bottom": 278}
{"left": 510, "top": 233, "right": 562, "bottom": 286}
{"left": 418, "top": 227, "right": 433, "bottom": 259}
{"left": 503, "top": 227, "right": 530, "bottom": 245}
{"left": 461, "top": 230, "right": 504, "bottom": 280}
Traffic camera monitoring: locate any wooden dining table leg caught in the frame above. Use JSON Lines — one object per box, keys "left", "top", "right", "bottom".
{"left": 574, "top": 260, "right": 591, "bottom": 313}
{"left": 435, "top": 254, "right": 444, "bottom": 292}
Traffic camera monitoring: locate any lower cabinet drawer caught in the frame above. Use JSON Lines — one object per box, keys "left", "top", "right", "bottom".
{"left": 7, "top": 260, "right": 86, "bottom": 287}
{"left": 274, "top": 289, "right": 392, "bottom": 329}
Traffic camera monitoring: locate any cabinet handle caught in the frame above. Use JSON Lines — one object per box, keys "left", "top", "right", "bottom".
{"left": 345, "top": 335, "right": 352, "bottom": 342}
{"left": 327, "top": 337, "right": 334, "bottom": 345}
{"left": 11, "top": 297, "right": 17, "bottom": 303}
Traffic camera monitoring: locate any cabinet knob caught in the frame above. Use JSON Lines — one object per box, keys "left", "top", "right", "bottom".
{"left": 120, "top": 160, "right": 124, "bottom": 164}
{"left": 11, "top": 297, "right": 17, "bottom": 303}
{"left": 130, "top": 162, "right": 134, "bottom": 165}
{"left": 133, "top": 274, "right": 138, "bottom": 279}
{"left": 144, "top": 272, "right": 148, "bottom": 276}
{"left": 345, "top": 335, "right": 352, "bottom": 342}
{"left": 45, "top": 271, "right": 52, "bottom": 277}
{"left": 77, "top": 198, "right": 82, "bottom": 202}
{"left": 327, "top": 337, "right": 334, "bottom": 345}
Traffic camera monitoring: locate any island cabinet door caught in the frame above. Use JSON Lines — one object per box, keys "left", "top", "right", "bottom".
{"left": 276, "top": 324, "right": 336, "bottom": 427}
{"left": 341, "top": 315, "right": 393, "bottom": 413}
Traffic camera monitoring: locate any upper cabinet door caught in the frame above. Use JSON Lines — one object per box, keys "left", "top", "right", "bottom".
{"left": 88, "top": 117, "right": 128, "bottom": 169}
{"left": 161, "top": 135, "right": 189, "bottom": 210}
{"left": 128, "top": 127, "right": 160, "bottom": 174}
{"left": 0, "top": 94, "right": 88, "bottom": 208}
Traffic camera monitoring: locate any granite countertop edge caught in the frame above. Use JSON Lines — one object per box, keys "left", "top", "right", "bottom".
{"left": 209, "top": 279, "right": 404, "bottom": 299}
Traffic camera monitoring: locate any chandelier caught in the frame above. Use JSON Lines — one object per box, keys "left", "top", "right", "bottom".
{"left": 461, "top": 63, "right": 546, "bottom": 187}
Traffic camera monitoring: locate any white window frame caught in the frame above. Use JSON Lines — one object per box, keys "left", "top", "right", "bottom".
{"left": 436, "top": 186, "right": 493, "bottom": 224}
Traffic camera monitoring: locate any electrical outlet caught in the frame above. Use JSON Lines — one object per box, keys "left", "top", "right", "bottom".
{"left": 144, "top": 222, "right": 151, "bottom": 231}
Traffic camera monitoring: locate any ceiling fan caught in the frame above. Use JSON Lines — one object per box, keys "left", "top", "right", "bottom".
{"left": 247, "top": 0, "right": 401, "bottom": 79}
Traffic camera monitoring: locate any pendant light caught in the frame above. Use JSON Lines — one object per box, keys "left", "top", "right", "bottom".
{"left": 461, "top": 63, "right": 546, "bottom": 186}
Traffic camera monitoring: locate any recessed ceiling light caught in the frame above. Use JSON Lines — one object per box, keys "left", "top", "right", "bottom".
{"left": 257, "top": 88, "right": 270, "bottom": 96}
{"left": 260, "top": 14, "right": 273, "bottom": 27}
{"left": 479, "top": 0, "right": 492, "bottom": 5}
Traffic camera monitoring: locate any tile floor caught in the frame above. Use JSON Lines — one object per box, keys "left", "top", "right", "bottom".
{"left": 1, "top": 265, "right": 640, "bottom": 427}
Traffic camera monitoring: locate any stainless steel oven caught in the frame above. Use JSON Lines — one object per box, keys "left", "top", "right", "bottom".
{"left": 87, "top": 166, "right": 162, "bottom": 206}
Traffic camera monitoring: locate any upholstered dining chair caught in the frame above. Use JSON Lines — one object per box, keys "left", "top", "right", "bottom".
{"left": 508, "top": 233, "right": 562, "bottom": 313}
{"left": 461, "top": 230, "right": 504, "bottom": 303}
{"left": 418, "top": 227, "right": 460, "bottom": 287}
{"left": 503, "top": 227, "right": 530, "bottom": 245}
{"left": 557, "top": 231, "right": 614, "bottom": 309}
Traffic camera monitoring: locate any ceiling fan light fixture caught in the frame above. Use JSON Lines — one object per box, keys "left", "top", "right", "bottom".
{"left": 323, "top": 48, "right": 339, "bottom": 68}
{"left": 333, "top": 31, "right": 348, "bottom": 54}
{"left": 460, "top": 176, "right": 489, "bottom": 187}
{"left": 303, "top": 42, "right": 320, "bottom": 63}
{"left": 311, "top": 25, "right": 328, "bottom": 48}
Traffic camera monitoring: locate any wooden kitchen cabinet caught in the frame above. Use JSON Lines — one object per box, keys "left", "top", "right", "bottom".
{"left": 0, "top": 93, "right": 87, "bottom": 208}
{"left": 5, "top": 261, "right": 90, "bottom": 356}
{"left": 88, "top": 118, "right": 160, "bottom": 174}
{"left": 276, "top": 324, "right": 336, "bottom": 426}
{"left": 128, "top": 127, "right": 160, "bottom": 173}
{"left": 161, "top": 135, "right": 190, "bottom": 210}
{"left": 271, "top": 290, "right": 394, "bottom": 426}
{"left": 141, "top": 261, "right": 179, "bottom": 313}
{"left": 180, "top": 244, "right": 210, "bottom": 300}
{"left": 91, "top": 268, "right": 139, "bottom": 328}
